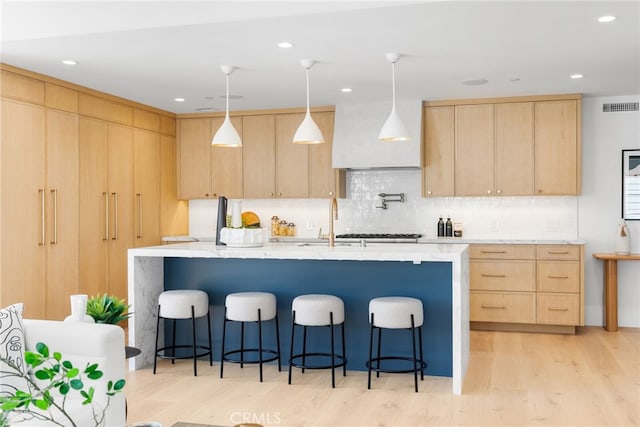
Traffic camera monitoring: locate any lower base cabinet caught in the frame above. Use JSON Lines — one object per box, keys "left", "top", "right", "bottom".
{"left": 470, "top": 243, "right": 584, "bottom": 333}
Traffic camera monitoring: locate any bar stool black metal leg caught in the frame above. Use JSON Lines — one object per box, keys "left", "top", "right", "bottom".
{"left": 288, "top": 311, "right": 296, "bottom": 384}
{"left": 220, "top": 308, "right": 228, "bottom": 379}
{"left": 275, "top": 313, "right": 281, "bottom": 372}
{"left": 410, "top": 314, "right": 417, "bottom": 392}
{"left": 376, "top": 327, "right": 382, "bottom": 378}
{"left": 240, "top": 321, "right": 245, "bottom": 368}
{"left": 191, "top": 305, "right": 197, "bottom": 376}
{"left": 367, "top": 312, "right": 374, "bottom": 389}
{"left": 418, "top": 325, "right": 424, "bottom": 380}
{"left": 153, "top": 305, "right": 161, "bottom": 374}
{"left": 330, "top": 312, "right": 335, "bottom": 389}
{"left": 258, "top": 308, "right": 264, "bottom": 383}
{"left": 301, "top": 325, "right": 308, "bottom": 374}
{"left": 341, "top": 322, "right": 347, "bottom": 377}
{"left": 171, "top": 318, "right": 177, "bottom": 365}
{"left": 207, "top": 310, "right": 213, "bottom": 366}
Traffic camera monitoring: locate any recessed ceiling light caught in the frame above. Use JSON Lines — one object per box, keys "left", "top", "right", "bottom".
{"left": 62, "top": 60, "right": 78, "bottom": 66}
{"left": 461, "top": 78, "right": 488, "bottom": 86}
{"left": 277, "top": 41, "right": 294, "bottom": 49}
{"left": 598, "top": 15, "right": 616, "bottom": 23}
{"left": 174, "top": 97, "right": 185, "bottom": 102}
{"left": 570, "top": 74, "right": 583, "bottom": 79}
{"left": 341, "top": 88, "right": 353, "bottom": 93}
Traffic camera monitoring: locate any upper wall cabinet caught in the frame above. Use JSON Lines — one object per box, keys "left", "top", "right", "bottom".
{"left": 535, "top": 100, "right": 579, "bottom": 195}
{"left": 423, "top": 94, "right": 581, "bottom": 197}
{"left": 178, "top": 109, "right": 342, "bottom": 200}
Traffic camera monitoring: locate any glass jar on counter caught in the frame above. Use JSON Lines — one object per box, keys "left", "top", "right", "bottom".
{"left": 287, "top": 222, "right": 296, "bottom": 236}
{"left": 271, "top": 216, "right": 279, "bottom": 237}
{"left": 279, "top": 220, "right": 289, "bottom": 236}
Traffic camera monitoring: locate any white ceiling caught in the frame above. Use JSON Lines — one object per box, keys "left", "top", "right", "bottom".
{"left": 1, "top": 1, "right": 639, "bottom": 114}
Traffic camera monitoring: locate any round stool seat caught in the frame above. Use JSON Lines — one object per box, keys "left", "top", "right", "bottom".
{"left": 159, "top": 290, "right": 209, "bottom": 319}
{"left": 369, "top": 297, "right": 423, "bottom": 329}
{"left": 292, "top": 294, "right": 345, "bottom": 326}
{"left": 225, "top": 292, "right": 277, "bottom": 322}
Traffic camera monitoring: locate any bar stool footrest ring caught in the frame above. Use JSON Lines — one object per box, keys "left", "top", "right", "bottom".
{"left": 366, "top": 356, "right": 426, "bottom": 374}
{"left": 290, "top": 352, "right": 347, "bottom": 370}
{"left": 222, "top": 348, "right": 280, "bottom": 365}
{"left": 156, "top": 344, "right": 211, "bottom": 361}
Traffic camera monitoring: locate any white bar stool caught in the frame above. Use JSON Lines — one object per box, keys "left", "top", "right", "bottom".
{"left": 367, "top": 296, "right": 426, "bottom": 392}
{"left": 288, "top": 294, "right": 347, "bottom": 388}
{"left": 220, "top": 292, "right": 281, "bottom": 382}
{"left": 153, "top": 289, "right": 212, "bottom": 376}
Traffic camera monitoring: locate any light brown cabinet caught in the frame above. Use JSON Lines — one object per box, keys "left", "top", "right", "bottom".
{"left": 535, "top": 100, "right": 580, "bottom": 195}
{"left": 309, "top": 111, "right": 344, "bottom": 198}
{"left": 134, "top": 129, "right": 161, "bottom": 247}
{"left": 79, "top": 118, "right": 134, "bottom": 302}
{"left": 243, "top": 115, "right": 276, "bottom": 198}
{"left": 0, "top": 98, "right": 80, "bottom": 320}
{"left": 177, "top": 116, "right": 243, "bottom": 199}
{"left": 470, "top": 243, "right": 584, "bottom": 333}
{"left": 423, "top": 94, "right": 580, "bottom": 197}
{"left": 423, "top": 106, "right": 455, "bottom": 197}
{"left": 276, "top": 113, "right": 310, "bottom": 198}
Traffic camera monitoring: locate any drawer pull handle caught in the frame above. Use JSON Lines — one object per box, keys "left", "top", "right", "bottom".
{"left": 547, "top": 250, "right": 569, "bottom": 254}
{"left": 480, "top": 250, "right": 507, "bottom": 254}
{"left": 481, "top": 304, "right": 506, "bottom": 309}
{"left": 548, "top": 307, "right": 569, "bottom": 311}
{"left": 548, "top": 275, "right": 569, "bottom": 279}
{"left": 481, "top": 274, "right": 506, "bottom": 278}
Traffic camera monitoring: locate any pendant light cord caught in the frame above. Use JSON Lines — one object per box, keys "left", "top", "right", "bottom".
{"left": 305, "top": 67, "right": 311, "bottom": 113}
{"left": 391, "top": 61, "right": 397, "bottom": 112}
{"left": 225, "top": 72, "right": 231, "bottom": 119}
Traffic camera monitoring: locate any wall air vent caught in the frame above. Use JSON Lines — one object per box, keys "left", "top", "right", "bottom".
{"left": 602, "top": 102, "right": 639, "bottom": 112}
{"left": 194, "top": 107, "right": 216, "bottom": 111}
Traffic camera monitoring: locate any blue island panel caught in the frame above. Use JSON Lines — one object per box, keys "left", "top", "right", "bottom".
{"left": 163, "top": 257, "right": 453, "bottom": 377}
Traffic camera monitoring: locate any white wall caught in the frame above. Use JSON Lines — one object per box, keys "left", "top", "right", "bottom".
{"left": 187, "top": 94, "right": 640, "bottom": 327}
{"left": 580, "top": 95, "right": 640, "bottom": 327}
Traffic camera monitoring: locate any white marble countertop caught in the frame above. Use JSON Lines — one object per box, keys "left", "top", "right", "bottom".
{"left": 131, "top": 241, "right": 468, "bottom": 263}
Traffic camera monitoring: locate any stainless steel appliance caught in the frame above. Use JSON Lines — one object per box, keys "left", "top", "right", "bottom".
{"left": 335, "top": 233, "right": 422, "bottom": 243}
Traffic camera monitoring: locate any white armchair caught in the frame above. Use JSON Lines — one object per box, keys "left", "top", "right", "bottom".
{"left": 17, "top": 319, "right": 127, "bottom": 427}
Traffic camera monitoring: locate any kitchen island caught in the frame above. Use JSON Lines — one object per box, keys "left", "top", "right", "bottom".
{"left": 127, "top": 242, "right": 469, "bottom": 394}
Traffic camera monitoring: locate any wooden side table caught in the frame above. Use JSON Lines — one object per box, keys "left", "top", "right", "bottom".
{"left": 592, "top": 253, "right": 640, "bottom": 331}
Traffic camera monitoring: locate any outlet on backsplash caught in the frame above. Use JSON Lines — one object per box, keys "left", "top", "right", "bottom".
{"left": 546, "top": 220, "right": 560, "bottom": 232}
{"left": 490, "top": 219, "right": 500, "bottom": 232}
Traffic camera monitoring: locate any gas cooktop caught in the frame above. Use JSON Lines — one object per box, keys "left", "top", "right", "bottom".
{"left": 335, "top": 233, "right": 422, "bottom": 243}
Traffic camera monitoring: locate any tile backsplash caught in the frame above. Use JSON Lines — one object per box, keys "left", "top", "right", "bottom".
{"left": 188, "top": 169, "right": 578, "bottom": 240}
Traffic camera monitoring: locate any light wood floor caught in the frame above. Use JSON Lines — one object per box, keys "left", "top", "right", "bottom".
{"left": 125, "top": 327, "right": 639, "bottom": 427}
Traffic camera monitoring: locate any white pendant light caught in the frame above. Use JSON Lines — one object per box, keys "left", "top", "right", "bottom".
{"left": 212, "top": 65, "right": 242, "bottom": 147}
{"left": 379, "top": 53, "right": 411, "bottom": 142}
{"left": 293, "top": 59, "right": 325, "bottom": 144}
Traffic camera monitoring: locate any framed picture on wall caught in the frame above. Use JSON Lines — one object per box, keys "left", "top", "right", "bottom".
{"left": 622, "top": 149, "right": 640, "bottom": 220}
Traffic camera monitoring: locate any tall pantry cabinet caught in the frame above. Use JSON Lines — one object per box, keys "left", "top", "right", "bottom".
{"left": 1, "top": 74, "right": 79, "bottom": 319}
{"left": 1, "top": 64, "right": 186, "bottom": 319}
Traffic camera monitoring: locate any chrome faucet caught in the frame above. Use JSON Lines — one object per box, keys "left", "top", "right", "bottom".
{"left": 329, "top": 192, "right": 338, "bottom": 247}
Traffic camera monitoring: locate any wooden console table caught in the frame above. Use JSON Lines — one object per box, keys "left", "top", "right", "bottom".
{"left": 592, "top": 253, "right": 640, "bottom": 332}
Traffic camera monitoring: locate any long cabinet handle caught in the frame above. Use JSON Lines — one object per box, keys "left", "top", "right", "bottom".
{"left": 38, "top": 189, "right": 45, "bottom": 246}
{"left": 481, "top": 273, "right": 507, "bottom": 278}
{"left": 480, "top": 250, "right": 507, "bottom": 254}
{"left": 136, "top": 193, "right": 143, "bottom": 239}
{"left": 50, "top": 189, "right": 58, "bottom": 245}
{"left": 103, "top": 192, "right": 109, "bottom": 241}
{"left": 480, "top": 304, "right": 506, "bottom": 309}
{"left": 111, "top": 192, "right": 118, "bottom": 241}
{"left": 547, "top": 307, "right": 569, "bottom": 311}
{"left": 548, "top": 275, "right": 569, "bottom": 279}
{"left": 547, "top": 250, "right": 569, "bottom": 255}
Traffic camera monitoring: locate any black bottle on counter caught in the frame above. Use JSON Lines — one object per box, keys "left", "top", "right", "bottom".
{"left": 437, "top": 217, "right": 445, "bottom": 237}
{"left": 445, "top": 217, "right": 453, "bottom": 237}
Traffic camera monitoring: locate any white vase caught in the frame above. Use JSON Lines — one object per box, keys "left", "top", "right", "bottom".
{"left": 230, "top": 199, "right": 242, "bottom": 228}
{"left": 615, "top": 220, "right": 631, "bottom": 255}
{"left": 64, "top": 294, "right": 95, "bottom": 323}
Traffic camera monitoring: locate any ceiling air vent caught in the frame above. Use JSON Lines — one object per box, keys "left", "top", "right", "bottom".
{"left": 602, "top": 102, "right": 639, "bottom": 112}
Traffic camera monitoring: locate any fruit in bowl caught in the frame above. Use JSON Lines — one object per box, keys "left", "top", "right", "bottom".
{"left": 241, "top": 211, "right": 261, "bottom": 228}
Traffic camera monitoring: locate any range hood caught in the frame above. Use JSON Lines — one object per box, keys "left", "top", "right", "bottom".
{"left": 332, "top": 99, "right": 422, "bottom": 169}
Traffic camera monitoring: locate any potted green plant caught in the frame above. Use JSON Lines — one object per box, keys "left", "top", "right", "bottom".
{"left": 0, "top": 342, "right": 125, "bottom": 427}
{"left": 85, "top": 294, "right": 131, "bottom": 325}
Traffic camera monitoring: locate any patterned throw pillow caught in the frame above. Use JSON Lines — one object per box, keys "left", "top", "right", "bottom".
{"left": 0, "top": 303, "right": 28, "bottom": 397}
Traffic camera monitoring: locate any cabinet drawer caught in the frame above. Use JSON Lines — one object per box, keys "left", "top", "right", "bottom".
{"left": 536, "top": 245, "right": 580, "bottom": 261}
{"left": 470, "top": 260, "right": 535, "bottom": 291}
{"left": 470, "top": 244, "right": 536, "bottom": 260}
{"left": 537, "top": 293, "right": 580, "bottom": 325}
{"left": 470, "top": 291, "right": 535, "bottom": 323}
{"left": 537, "top": 261, "right": 580, "bottom": 292}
